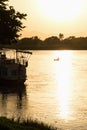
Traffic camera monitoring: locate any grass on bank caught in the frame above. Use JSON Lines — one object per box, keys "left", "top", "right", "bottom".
{"left": 0, "top": 117, "right": 62, "bottom": 130}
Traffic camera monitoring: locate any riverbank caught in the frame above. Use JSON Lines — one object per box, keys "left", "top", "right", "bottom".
{"left": 0, "top": 117, "right": 59, "bottom": 130}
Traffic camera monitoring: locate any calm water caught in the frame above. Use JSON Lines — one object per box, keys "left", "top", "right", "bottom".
{"left": 0, "top": 50, "right": 87, "bottom": 130}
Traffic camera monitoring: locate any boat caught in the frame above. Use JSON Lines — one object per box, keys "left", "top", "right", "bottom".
{"left": 0, "top": 49, "right": 32, "bottom": 85}
{"left": 54, "top": 57, "right": 59, "bottom": 61}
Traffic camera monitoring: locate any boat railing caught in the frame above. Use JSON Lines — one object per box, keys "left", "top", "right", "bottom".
{"left": 0, "top": 57, "right": 28, "bottom": 67}
{"left": 15, "top": 58, "right": 28, "bottom": 67}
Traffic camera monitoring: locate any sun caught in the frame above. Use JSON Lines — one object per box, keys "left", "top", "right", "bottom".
{"left": 39, "top": 0, "right": 83, "bottom": 22}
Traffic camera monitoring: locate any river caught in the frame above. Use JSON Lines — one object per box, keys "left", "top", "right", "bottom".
{"left": 0, "top": 50, "right": 87, "bottom": 130}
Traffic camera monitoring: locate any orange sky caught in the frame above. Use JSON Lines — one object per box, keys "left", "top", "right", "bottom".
{"left": 9, "top": 0, "right": 87, "bottom": 40}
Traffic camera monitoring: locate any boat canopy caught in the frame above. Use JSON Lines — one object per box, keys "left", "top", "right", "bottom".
{"left": 16, "top": 50, "right": 32, "bottom": 55}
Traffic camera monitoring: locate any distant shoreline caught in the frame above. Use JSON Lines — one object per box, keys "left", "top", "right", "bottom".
{"left": 1, "top": 36, "right": 87, "bottom": 50}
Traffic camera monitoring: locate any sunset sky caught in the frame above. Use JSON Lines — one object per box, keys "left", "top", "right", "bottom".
{"left": 9, "top": 0, "right": 87, "bottom": 40}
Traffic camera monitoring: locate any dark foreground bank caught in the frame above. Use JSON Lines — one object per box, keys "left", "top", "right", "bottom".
{"left": 0, "top": 117, "right": 61, "bottom": 130}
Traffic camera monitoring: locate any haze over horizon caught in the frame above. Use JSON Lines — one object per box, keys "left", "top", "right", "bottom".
{"left": 9, "top": 0, "right": 87, "bottom": 40}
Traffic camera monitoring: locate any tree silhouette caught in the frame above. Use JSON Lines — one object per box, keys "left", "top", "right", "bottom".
{"left": 59, "top": 33, "right": 64, "bottom": 41}
{"left": 0, "top": 0, "right": 27, "bottom": 44}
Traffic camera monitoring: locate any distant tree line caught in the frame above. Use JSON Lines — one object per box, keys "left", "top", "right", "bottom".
{"left": 10, "top": 35, "right": 87, "bottom": 50}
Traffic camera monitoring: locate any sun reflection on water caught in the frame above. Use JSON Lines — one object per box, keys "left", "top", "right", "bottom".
{"left": 53, "top": 51, "right": 73, "bottom": 121}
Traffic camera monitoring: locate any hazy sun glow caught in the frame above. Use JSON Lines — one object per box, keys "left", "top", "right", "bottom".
{"left": 9, "top": 0, "right": 87, "bottom": 39}
{"left": 39, "top": 0, "right": 83, "bottom": 21}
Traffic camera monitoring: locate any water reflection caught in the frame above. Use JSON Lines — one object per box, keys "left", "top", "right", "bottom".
{"left": 54, "top": 51, "right": 73, "bottom": 120}
{"left": 0, "top": 84, "right": 27, "bottom": 118}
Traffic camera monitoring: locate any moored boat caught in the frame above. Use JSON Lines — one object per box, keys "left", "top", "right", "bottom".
{"left": 0, "top": 49, "right": 32, "bottom": 85}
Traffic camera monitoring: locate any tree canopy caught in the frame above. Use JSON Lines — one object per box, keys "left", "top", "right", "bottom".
{"left": 0, "top": 0, "right": 27, "bottom": 44}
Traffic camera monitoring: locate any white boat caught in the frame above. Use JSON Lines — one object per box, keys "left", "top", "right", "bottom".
{"left": 0, "top": 49, "right": 32, "bottom": 85}
{"left": 54, "top": 57, "right": 59, "bottom": 61}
